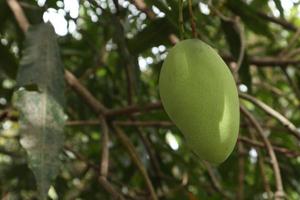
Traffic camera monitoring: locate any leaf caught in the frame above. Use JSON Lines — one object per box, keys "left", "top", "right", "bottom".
{"left": 273, "top": 0, "right": 284, "bottom": 18}
{"left": 127, "top": 17, "right": 177, "bottom": 54}
{"left": 221, "top": 19, "right": 252, "bottom": 93}
{"left": 226, "top": 0, "right": 273, "bottom": 39}
{"left": 14, "top": 23, "right": 65, "bottom": 200}
{"left": 250, "top": 0, "right": 269, "bottom": 8}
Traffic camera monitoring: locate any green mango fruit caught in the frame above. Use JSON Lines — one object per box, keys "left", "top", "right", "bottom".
{"left": 159, "top": 39, "right": 240, "bottom": 164}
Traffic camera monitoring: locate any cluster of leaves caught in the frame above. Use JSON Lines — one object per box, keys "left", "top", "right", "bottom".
{"left": 1, "top": 0, "right": 300, "bottom": 199}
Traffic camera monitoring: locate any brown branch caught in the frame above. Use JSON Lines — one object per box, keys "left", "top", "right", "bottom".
{"left": 238, "top": 136, "right": 300, "bottom": 158}
{"left": 67, "top": 120, "right": 300, "bottom": 157}
{"left": 280, "top": 67, "right": 300, "bottom": 101}
{"left": 240, "top": 105, "right": 284, "bottom": 199}
{"left": 281, "top": 28, "right": 300, "bottom": 56}
{"left": 64, "top": 145, "right": 125, "bottom": 199}
{"left": 257, "top": 149, "right": 272, "bottom": 199}
{"left": 98, "top": 177, "right": 126, "bottom": 200}
{"left": 236, "top": 142, "right": 245, "bottom": 200}
{"left": 115, "top": 120, "right": 173, "bottom": 127}
{"left": 203, "top": 161, "right": 231, "bottom": 199}
{"left": 188, "top": 0, "right": 197, "bottom": 38}
{"left": 179, "top": 0, "right": 184, "bottom": 39}
{"left": 135, "top": 127, "right": 163, "bottom": 184}
{"left": 66, "top": 120, "right": 101, "bottom": 126}
{"left": 99, "top": 116, "right": 109, "bottom": 178}
{"left": 239, "top": 92, "right": 300, "bottom": 140}
{"left": 236, "top": 19, "right": 245, "bottom": 71}
{"left": 6, "top": 0, "right": 30, "bottom": 32}
{"left": 253, "top": 82, "right": 284, "bottom": 96}
{"left": 125, "top": 63, "right": 134, "bottom": 105}
{"left": 105, "top": 102, "right": 162, "bottom": 116}
{"left": 65, "top": 70, "right": 108, "bottom": 114}
{"left": 222, "top": 54, "right": 300, "bottom": 67}
{"left": 67, "top": 120, "right": 173, "bottom": 127}
{"left": 131, "top": 0, "right": 156, "bottom": 19}
{"left": 257, "top": 12, "right": 297, "bottom": 32}
{"left": 242, "top": 120, "right": 272, "bottom": 198}
{"left": 64, "top": 145, "right": 99, "bottom": 172}
{"left": 249, "top": 58, "right": 300, "bottom": 66}
{"left": 112, "top": 124, "right": 158, "bottom": 200}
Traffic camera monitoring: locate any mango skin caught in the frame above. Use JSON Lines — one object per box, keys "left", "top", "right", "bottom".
{"left": 159, "top": 39, "right": 240, "bottom": 164}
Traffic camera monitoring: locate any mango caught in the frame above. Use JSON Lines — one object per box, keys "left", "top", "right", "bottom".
{"left": 159, "top": 39, "right": 239, "bottom": 164}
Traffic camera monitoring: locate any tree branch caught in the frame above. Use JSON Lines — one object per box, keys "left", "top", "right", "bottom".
{"left": 239, "top": 92, "right": 300, "bottom": 140}
{"left": 65, "top": 70, "right": 108, "bottom": 114}
{"left": 240, "top": 105, "right": 284, "bottom": 199}
{"left": 130, "top": 0, "right": 156, "bottom": 19}
{"left": 6, "top": 0, "right": 30, "bottom": 32}
{"left": 257, "top": 12, "right": 297, "bottom": 32}
{"left": 105, "top": 102, "right": 162, "bottom": 116}
{"left": 222, "top": 54, "right": 300, "bottom": 67}
{"left": 99, "top": 116, "right": 109, "bottom": 178}
{"left": 238, "top": 136, "right": 300, "bottom": 158}
{"left": 112, "top": 124, "right": 158, "bottom": 200}
{"left": 236, "top": 142, "right": 245, "bottom": 200}
{"left": 188, "top": 0, "right": 197, "bottom": 38}
{"left": 241, "top": 118, "right": 272, "bottom": 198}
{"left": 64, "top": 145, "right": 125, "bottom": 199}
{"left": 203, "top": 161, "right": 231, "bottom": 199}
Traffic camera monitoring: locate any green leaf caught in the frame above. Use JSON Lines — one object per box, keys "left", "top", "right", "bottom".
{"left": 127, "top": 18, "right": 177, "bottom": 54}
{"left": 221, "top": 19, "right": 252, "bottom": 93}
{"left": 14, "top": 23, "right": 65, "bottom": 200}
{"left": 250, "top": 0, "right": 269, "bottom": 8}
{"left": 226, "top": 0, "right": 273, "bottom": 39}
{"left": 273, "top": 0, "right": 284, "bottom": 18}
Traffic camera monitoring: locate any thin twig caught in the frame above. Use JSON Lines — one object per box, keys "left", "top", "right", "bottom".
{"left": 105, "top": 102, "right": 162, "bottom": 116}
{"left": 238, "top": 137, "right": 300, "bottom": 158}
{"left": 98, "top": 177, "right": 126, "bottom": 200}
{"left": 99, "top": 116, "right": 109, "bottom": 178}
{"left": 179, "top": 0, "right": 184, "bottom": 39}
{"left": 239, "top": 92, "right": 300, "bottom": 140}
{"left": 188, "top": 0, "right": 197, "bottom": 38}
{"left": 203, "top": 161, "right": 231, "bottom": 199}
{"left": 242, "top": 120, "right": 272, "bottom": 199}
{"left": 236, "top": 142, "right": 245, "bottom": 200}
{"left": 112, "top": 124, "right": 158, "bottom": 200}
{"left": 236, "top": 19, "right": 245, "bottom": 71}
{"left": 135, "top": 127, "right": 164, "bottom": 187}
{"left": 280, "top": 28, "right": 300, "bottom": 56}
{"left": 64, "top": 145, "right": 125, "bottom": 199}
{"left": 65, "top": 70, "right": 109, "bottom": 114}
{"left": 278, "top": 28, "right": 300, "bottom": 102}
{"left": 280, "top": 67, "right": 300, "bottom": 102}
{"left": 257, "top": 12, "right": 297, "bottom": 32}
{"left": 116, "top": 120, "right": 173, "bottom": 127}
{"left": 240, "top": 106, "right": 284, "bottom": 199}
{"left": 221, "top": 54, "right": 300, "bottom": 67}
{"left": 64, "top": 145, "right": 99, "bottom": 171}
{"left": 67, "top": 119, "right": 173, "bottom": 127}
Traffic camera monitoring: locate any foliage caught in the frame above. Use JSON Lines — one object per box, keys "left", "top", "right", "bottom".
{"left": 1, "top": 0, "right": 300, "bottom": 199}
